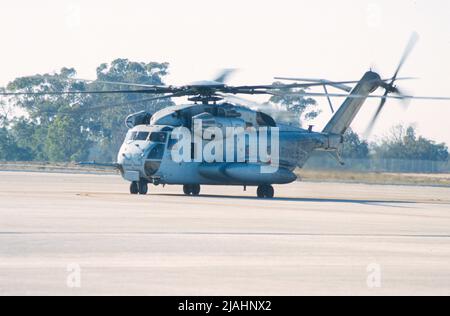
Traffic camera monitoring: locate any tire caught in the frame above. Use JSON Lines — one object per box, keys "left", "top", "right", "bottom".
{"left": 138, "top": 180, "right": 148, "bottom": 195}
{"left": 265, "top": 185, "right": 274, "bottom": 199}
{"left": 184, "top": 184, "right": 201, "bottom": 196}
{"left": 257, "top": 186, "right": 265, "bottom": 198}
{"left": 191, "top": 185, "right": 201, "bottom": 196}
{"left": 183, "top": 185, "right": 192, "bottom": 196}
{"left": 257, "top": 185, "right": 274, "bottom": 199}
{"left": 130, "top": 182, "right": 139, "bottom": 195}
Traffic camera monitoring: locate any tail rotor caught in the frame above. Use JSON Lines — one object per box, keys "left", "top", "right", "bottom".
{"left": 365, "top": 32, "right": 419, "bottom": 137}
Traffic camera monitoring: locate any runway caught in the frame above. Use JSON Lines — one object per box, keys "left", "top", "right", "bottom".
{"left": 0, "top": 171, "right": 449, "bottom": 295}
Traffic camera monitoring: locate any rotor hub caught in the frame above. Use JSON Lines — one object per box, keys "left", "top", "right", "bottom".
{"left": 188, "top": 94, "right": 224, "bottom": 104}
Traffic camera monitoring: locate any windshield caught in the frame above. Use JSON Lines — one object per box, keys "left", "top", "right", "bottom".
{"left": 135, "top": 132, "right": 150, "bottom": 141}
{"left": 149, "top": 132, "right": 167, "bottom": 143}
{"left": 126, "top": 131, "right": 150, "bottom": 141}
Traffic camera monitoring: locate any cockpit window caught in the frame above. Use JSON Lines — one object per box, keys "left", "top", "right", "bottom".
{"left": 126, "top": 131, "right": 137, "bottom": 141}
{"left": 149, "top": 132, "right": 167, "bottom": 143}
{"left": 127, "top": 132, "right": 149, "bottom": 141}
{"left": 135, "top": 132, "right": 150, "bottom": 141}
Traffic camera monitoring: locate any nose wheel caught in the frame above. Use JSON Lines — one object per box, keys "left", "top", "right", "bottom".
{"left": 257, "top": 185, "right": 274, "bottom": 199}
{"left": 183, "top": 184, "right": 201, "bottom": 196}
{"left": 130, "top": 179, "right": 148, "bottom": 195}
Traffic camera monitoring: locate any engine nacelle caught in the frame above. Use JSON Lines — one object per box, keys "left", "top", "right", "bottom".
{"left": 125, "top": 111, "right": 152, "bottom": 129}
{"left": 192, "top": 112, "right": 248, "bottom": 139}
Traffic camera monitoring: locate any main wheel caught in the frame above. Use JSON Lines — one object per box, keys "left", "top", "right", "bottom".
{"left": 138, "top": 179, "right": 148, "bottom": 195}
{"left": 130, "top": 182, "right": 139, "bottom": 195}
{"left": 257, "top": 185, "right": 274, "bottom": 199}
{"left": 191, "top": 184, "right": 201, "bottom": 196}
{"left": 183, "top": 184, "right": 201, "bottom": 196}
{"left": 265, "top": 185, "right": 274, "bottom": 198}
{"left": 183, "top": 184, "right": 192, "bottom": 196}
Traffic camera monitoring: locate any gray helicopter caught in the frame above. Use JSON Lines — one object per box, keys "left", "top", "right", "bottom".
{"left": 2, "top": 33, "right": 449, "bottom": 198}
{"left": 113, "top": 70, "right": 400, "bottom": 198}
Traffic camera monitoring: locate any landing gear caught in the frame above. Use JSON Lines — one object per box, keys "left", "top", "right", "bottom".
{"left": 257, "top": 185, "right": 274, "bottom": 199}
{"left": 130, "top": 182, "right": 139, "bottom": 195}
{"left": 138, "top": 179, "right": 148, "bottom": 195}
{"left": 183, "top": 184, "right": 201, "bottom": 196}
{"left": 130, "top": 179, "right": 148, "bottom": 195}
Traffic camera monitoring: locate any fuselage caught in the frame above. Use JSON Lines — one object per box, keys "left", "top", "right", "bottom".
{"left": 117, "top": 103, "right": 337, "bottom": 186}
{"left": 117, "top": 71, "right": 383, "bottom": 189}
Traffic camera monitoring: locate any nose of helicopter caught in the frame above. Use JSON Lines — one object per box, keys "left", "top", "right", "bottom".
{"left": 118, "top": 142, "right": 147, "bottom": 167}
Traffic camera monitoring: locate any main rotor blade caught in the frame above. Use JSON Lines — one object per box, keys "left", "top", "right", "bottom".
{"left": 269, "top": 91, "right": 450, "bottom": 101}
{"left": 275, "top": 77, "right": 353, "bottom": 92}
{"left": 82, "top": 95, "right": 175, "bottom": 112}
{"left": 232, "top": 80, "right": 366, "bottom": 91}
{"left": 213, "top": 69, "right": 237, "bottom": 84}
{"left": 220, "top": 94, "right": 264, "bottom": 108}
{"left": 269, "top": 77, "right": 416, "bottom": 91}
{"left": 0, "top": 87, "right": 177, "bottom": 97}
{"left": 70, "top": 78, "right": 170, "bottom": 89}
{"left": 392, "top": 32, "right": 419, "bottom": 81}
{"left": 58, "top": 94, "right": 176, "bottom": 114}
{"left": 222, "top": 94, "right": 299, "bottom": 125}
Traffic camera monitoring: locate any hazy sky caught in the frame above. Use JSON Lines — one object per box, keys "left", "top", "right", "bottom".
{"left": 1, "top": 0, "right": 449, "bottom": 143}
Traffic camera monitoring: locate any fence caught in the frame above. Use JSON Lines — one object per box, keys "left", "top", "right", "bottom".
{"left": 1, "top": 158, "right": 449, "bottom": 174}
{"left": 303, "top": 154, "right": 450, "bottom": 174}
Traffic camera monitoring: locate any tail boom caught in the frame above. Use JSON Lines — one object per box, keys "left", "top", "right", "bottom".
{"left": 322, "top": 71, "right": 381, "bottom": 135}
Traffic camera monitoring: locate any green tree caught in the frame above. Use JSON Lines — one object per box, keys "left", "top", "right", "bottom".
{"left": 5, "top": 59, "right": 174, "bottom": 162}
{"left": 372, "top": 125, "right": 448, "bottom": 161}
{"left": 341, "top": 128, "right": 369, "bottom": 159}
{"left": 0, "top": 127, "right": 33, "bottom": 161}
{"left": 44, "top": 115, "right": 92, "bottom": 162}
{"left": 269, "top": 83, "right": 320, "bottom": 126}
{"left": 84, "top": 59, "right": 174, "bottom": 161}
{"left": 9, "top": 117, "right": 48, "bottom": 161}
{"left": 0, "top": 87, "right": 13, "bottom": 127}
{"left": 0, "top": 127, "right": 13, "bottom": 160}
{"left": 6, "top": 68, "right": 89, "bottom": 161}
{"left": 7, "top": 67, "right": 85, "bottom": 124}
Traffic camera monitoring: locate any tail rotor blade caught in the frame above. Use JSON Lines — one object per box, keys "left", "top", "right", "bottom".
{"left": 365, "top": 32, "right": 419, "bottom": 138}
{"left": 364, "top": 91, "right": 388, "bottom": 137}
{"left": 395, "top": 87, "right": 413, "bottom": 109}
{"left": 392, "top": 32, "right": 419, "bottom": 81}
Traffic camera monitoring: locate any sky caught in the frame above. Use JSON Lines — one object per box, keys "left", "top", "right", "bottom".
{"left": 0, "top": 0, "right": 449, "bottom": 144}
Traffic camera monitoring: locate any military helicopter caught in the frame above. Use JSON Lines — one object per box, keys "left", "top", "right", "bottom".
{"left": 2, "top": 33, "right": 450, "bottom": 198}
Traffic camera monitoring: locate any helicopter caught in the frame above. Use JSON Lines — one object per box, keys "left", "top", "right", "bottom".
{"left": 2, "top": 33, "right": 450, "bottom": 198}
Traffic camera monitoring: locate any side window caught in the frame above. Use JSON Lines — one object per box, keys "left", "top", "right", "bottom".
{"left": 147, "top": 144, "right": 166, "bottom": 160}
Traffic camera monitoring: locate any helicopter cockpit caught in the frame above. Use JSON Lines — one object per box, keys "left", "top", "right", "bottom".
{"left": 118, "top": 126, "right": 171, "bottom": 181}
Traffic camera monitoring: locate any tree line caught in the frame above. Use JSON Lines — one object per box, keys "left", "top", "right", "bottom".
{"left": 0, "top": 58, "right": 448, "bottom": 164}
{"left": 341, "top": 126, "right": 448, "bottom": 162}
{"left": 0, "top": 59, "right": 173, "bottom": 162}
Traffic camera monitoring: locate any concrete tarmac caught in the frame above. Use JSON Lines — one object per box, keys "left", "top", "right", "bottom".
{"left": 0, "top": 171, "right": 449, "bottom": 295}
